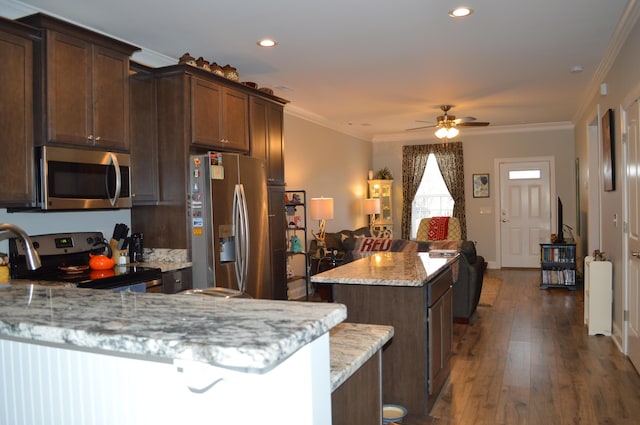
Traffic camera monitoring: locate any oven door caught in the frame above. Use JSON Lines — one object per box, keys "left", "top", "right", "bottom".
{"left": 40, "top": 146, "right": 132, "bottom": 210}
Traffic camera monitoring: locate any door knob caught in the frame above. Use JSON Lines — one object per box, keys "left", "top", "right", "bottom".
{"left": 501, "top": 219, "right": 509, "bottom": 223}
{"left": 632, "top": 251, "right": 640, "bottom": 258}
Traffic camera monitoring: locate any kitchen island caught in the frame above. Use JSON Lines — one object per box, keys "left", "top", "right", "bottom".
{"left": 311, "top": 251, "right": 459, "bottom": 417}
{"left": 0, "top": 283, "right": 347, "bottom": 424}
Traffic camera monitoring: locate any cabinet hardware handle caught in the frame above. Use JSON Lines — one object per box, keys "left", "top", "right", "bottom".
{"left": 87, "top": 134, "right": 93, "bottom": 140}
{"left": 95, "top": 136, "right": 101, "bottom": 141}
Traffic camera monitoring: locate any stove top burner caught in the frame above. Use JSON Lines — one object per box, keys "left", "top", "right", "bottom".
{"left": 9, "top": 231, "right": 161, "bottom": 290}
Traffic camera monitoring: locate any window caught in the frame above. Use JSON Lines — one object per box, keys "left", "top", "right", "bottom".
{"left": 509, "top": 169, "right": 541, "bottom": 180}
{"left": 411, "top": 154, "right": 454, "bottom": 237}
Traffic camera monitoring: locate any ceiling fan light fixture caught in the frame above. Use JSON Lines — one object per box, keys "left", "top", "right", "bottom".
{"left": 449, "top": 7, "right": 473, "bottom": 18}
{"left": 435, "top": 127, "right": 449, "bottom": 139}
{"left": 435, "top": 125, "right": 459, "bottom": 139}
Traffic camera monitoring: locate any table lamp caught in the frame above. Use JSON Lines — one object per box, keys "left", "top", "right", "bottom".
{"left": 363, "top": 198, "right": 381, "bottom": 235}
{"left": 310, "top": 197, "right": 334, "bottom": 246}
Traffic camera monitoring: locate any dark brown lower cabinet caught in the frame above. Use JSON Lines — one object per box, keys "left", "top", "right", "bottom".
{"left": 331, "top": 351, "right": 382, "bottom": 425}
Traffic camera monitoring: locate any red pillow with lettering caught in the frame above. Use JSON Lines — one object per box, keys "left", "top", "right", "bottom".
{"left": 352, "top": 237, "right": 418, "bottom": 259}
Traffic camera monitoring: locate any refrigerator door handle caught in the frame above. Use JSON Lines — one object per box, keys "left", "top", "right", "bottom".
{"left": 238, "top": 184, "right": 250, "bottom": 293}
{"left": 233, "top": 184, "right": 250, "bottom": 293}
{"left": 233, "top": 185, "right": 242, "bottom": 291}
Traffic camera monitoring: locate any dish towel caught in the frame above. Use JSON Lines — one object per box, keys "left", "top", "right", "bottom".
{"left": 427, "top": 216, "right": 450, "bottom": 241}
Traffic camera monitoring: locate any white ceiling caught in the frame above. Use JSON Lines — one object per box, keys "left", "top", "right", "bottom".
{"left": 5, "top": 0, "right": 635, "bottom": 141}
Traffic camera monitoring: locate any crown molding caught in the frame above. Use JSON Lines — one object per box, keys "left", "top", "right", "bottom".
{"left": 370, "top": 121, "right": 574, "bottom": 143}
{"left": 573, "top": 0, "right": 640, "bottom": 122}
{"left": 284, "top": 104, "right": 371, "bottom": 142}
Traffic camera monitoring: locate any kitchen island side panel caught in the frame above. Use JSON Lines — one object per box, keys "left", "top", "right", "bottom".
{"left": 0, "top": 334, "right": 331, "bottom": 425}
{"left": 333, "top": 283, "right": 430, "bottom": 415}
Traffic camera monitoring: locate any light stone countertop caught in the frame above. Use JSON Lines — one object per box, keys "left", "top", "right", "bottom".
{"left": 310, "top": 251, "right": 459, "bottom": 287}
{"left": 329, "top": 322, "right": 393, "bottom": 392}
{"left": 0, "top": 284, "right": 346, "bottom": 374}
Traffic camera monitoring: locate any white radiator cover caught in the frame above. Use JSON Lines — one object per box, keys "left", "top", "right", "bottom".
{"left": 584, "top": 255, "right": 613, "bottom": 336}
{"left": 0, "top": 334, "right": 331, "bottom": 425}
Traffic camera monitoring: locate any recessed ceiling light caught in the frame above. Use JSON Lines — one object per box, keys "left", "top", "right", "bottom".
{"left": 570, "top": 65, "right": 584, "bottom": 73}
{"left": 449, "top": 7, "right": 473, "bottom": 18}
{"left": 257, "top": 38, "right": 277, "bottom": 47}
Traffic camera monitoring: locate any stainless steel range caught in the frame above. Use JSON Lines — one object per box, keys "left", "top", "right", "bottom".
{"left": 9, "top": 231, "right": 162, "bottom": 292}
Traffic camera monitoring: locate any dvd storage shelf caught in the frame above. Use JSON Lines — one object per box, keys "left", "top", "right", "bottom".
{"left": 285, "top": 190, "right": 310, "bottom": 300}
{"left": 540, "top": 243, "right": 577, "bottom": 290}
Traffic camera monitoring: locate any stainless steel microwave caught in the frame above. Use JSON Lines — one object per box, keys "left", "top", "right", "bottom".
{"left": 39, "top": 146, "right": 132, "bottom": 210}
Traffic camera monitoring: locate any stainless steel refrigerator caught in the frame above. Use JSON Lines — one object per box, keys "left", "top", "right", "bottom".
{"left": 189, "top": 152, "right": 272, "bottom": 299}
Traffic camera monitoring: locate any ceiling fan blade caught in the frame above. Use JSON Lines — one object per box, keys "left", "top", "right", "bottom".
{"left": 453, "top": 116, "right": 476, "bottom": 124}
{"left": 406, "top": 124, "right": 437, "bottom": 131}
{"left": 415, "top": 119, "right": 435, "bottom": 124}
{"left": 457, "top": 121, "right": 490, "bottom": 127}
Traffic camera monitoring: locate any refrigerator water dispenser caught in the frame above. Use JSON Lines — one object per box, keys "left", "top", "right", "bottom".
{"left": 219, "top": 224, "right": 236, "bottom": 263}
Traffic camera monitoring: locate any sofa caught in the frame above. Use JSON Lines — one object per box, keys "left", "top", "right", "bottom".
{"left": 309, "top": 224, "right": 486, "bottom": 323}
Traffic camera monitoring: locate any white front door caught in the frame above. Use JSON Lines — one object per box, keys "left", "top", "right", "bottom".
{"left": 625, "top": 99, "right": 640, "bottom": 370}
{"left": 499, "top": 160, "right": 552, "bottom": 268}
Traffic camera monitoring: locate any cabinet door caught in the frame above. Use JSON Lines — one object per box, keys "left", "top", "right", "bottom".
{"left": 92, "top": 46, "right": 130, "bottom": 150}
{"left": 222, "top": 87, "right": 249, "bottom": 152}
{"left": 191, "top": 76, "right": 222, "bottom": 147}
{"left": 130, "top": 67, "right": 158, "bottom": 204}
{"left": 267, "top": 102, "right": 285, "bottom": 184}
{"left": 46, "top": 31, "right": 92, "bottom": 146}
{"left": 250, "top": 97, "right": 284, "bottom": 184}
{"left": 428, "top": 287, "right": 452, "bottom": 397}
{"left": 0, "top": 25, "right": 35, "bottom": 206}
{"left": 268, "top": 186, "right": 288, "bottom": 300}
{"left": 250, "top": 96, "right": 268, "bottom": 161}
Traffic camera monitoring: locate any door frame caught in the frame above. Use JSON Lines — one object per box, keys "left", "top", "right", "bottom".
{"left": 587, "top": 105, "right": 603, "bottom": 256}
{"left": 619, "top": 85, "right": 640, "bottom": 354}
{"left": 493, "top": 156, "right": 556, "bottom": 268}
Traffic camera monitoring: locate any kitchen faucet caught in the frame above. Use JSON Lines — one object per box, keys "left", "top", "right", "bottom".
{"left": 0, "top": 223, "right": 42, "bottom": 270}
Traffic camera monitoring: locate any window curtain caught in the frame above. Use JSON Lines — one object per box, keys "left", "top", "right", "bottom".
{"left": 401, "top": 142, "right": 466, "bottom": 239}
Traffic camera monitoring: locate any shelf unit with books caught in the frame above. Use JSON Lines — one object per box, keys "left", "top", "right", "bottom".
{"left": 539, "top": 243, "right": 577, "bottom": 290}
{"left": 285, "top": 190, "right": 310, "bottom": 300}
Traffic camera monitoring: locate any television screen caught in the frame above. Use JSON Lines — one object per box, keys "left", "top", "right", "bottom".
{"left": 556, "top": 197, "right": 564, "bottom": 243}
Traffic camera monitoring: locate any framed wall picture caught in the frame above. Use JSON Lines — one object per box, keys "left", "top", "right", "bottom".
{"left": 473, "top": 173, "right": 490, "bottom": 198}
{"left": 602, "top": 108, "right": 615, "bottom": 191}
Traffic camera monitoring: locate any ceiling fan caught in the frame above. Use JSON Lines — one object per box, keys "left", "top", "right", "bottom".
{"left": 407, "top": 105, "right": 490, "bottom": 139}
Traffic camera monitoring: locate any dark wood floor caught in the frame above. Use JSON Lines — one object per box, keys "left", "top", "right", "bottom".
{"left": 405, "top": 268, "right": 640, "bottom": 425}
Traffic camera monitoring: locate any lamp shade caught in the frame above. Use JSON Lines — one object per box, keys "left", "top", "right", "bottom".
{"left": 310, "top": 197, "right": 334, "bottom": 220}
{"left": 364, "top": 198, "right": 381, "bottom": 215}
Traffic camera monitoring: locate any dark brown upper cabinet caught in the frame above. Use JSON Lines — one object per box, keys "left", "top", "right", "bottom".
{"left": 129, "top": 62, "right": 159, "bottom": 205}
{"left": 0, "top": 18, "right": 39, "bottom": 207}
{"left": 18, "top": 13, "right": 139, "bottom": 152}
{"left": 250, "top": 96, "right": 285, "bottom": 185}
{"left": 191, "top": 75, "right": 249, "bottom": 152}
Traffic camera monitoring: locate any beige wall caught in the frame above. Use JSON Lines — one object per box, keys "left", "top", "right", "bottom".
{"left": 283, "top": 114, "right": 372, "bottom": 240}
{"left": 573, "top": 14, "right": 640, "bottom": 345}
{"left": 371, "top": 127, "right": 575, "bottom": 267}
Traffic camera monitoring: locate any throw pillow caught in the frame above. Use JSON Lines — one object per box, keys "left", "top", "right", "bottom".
{"left": 352, "top": 237, "right": 418, "bottom": 259}
{"left": 427, "top": 216, "right": 450, "bottom": 241}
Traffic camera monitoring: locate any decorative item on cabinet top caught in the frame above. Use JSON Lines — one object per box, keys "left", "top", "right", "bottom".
{"left": 177, "top": 52, "right": 276, "bottom": 95}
